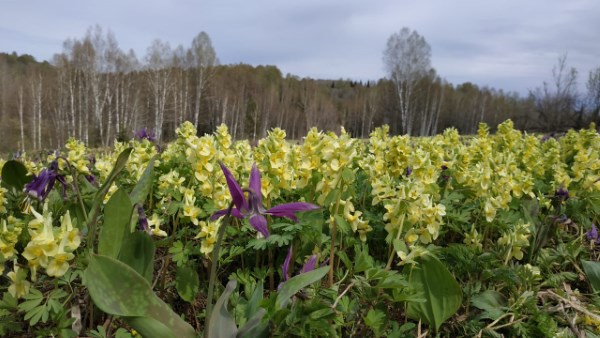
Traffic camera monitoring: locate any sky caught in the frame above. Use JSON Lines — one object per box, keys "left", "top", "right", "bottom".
{"left": 1, "top": 0, "right": 599, "bottom": 95}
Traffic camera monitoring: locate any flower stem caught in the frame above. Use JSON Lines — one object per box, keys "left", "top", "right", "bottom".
{"left": 60, "top": 157, "right": 89, "bottom": 224}
{"left": 328, "top": 197, "right": 342, "bottom": 287}
{"left": 386, "top": 215, "right": 405, "bottom": 270}
{"left": 205, "top": 201, "right": 234, "bottom": 337}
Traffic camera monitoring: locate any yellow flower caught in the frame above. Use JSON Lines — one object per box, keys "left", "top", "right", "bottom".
{"left": 147, "top": 213, "right": 167, "bottom": 237}
{"left": 8, "top": 264, "right": 30, "bottom": 299}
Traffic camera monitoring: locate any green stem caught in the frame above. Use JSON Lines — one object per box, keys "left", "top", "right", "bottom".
{"left": 328, "top": 197, "right": 342, "bottom": 287}
{"left": 385, "top": 215, "right": 405, "bottom": 270}
{"left": 63, "top": 158, "right": 89, "bottom": 224}
{"left": 205, "top": 201, "right": 234, "bottom": 337}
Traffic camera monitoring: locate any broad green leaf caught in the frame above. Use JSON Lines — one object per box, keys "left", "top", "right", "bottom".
{"left": 129, "top": 155, "right": 157, "bottom": 206}
{"left": 175, "top": 264, "right": 200, "bottom": 303}
{"left": 276, "top": 266, "right": 329, "bottom": 309}
{"left": 125, "top": 316, "right": 176, "bottom": 338}
{"left": 88, "top": 147, "right": 132, "bottom": 224}
{"left": 1, "top": 160, "right": 30, "bottom": 191}
{"left": 84, "top": 254, "right": 195, "bottom": 337}
{"left": 582, "top": 260, "right": 600, "bottom": 293}
{"left": 237, "top": 308, "right": 268, "bottom": 338}
{"left": 118, "top": 231, "right": 156, "bottom": 283}
{"left": 208, "top": 279, "right": 238, "bottom": 338}
{"left": 406, "top": 254, "right": 462, "bottom": 333}
{"left": 98, "top": 189, "right": 133, "bottom": 259}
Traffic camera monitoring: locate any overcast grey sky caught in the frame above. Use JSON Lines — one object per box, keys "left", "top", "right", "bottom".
{"left": 1, "top": 0, "right": 599, "bottom": 95}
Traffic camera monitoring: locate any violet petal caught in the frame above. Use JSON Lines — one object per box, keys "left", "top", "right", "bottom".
{"left": 211, "top": 208, "right": 244, "bottom": 220}
{"left": 249, "top": 214, "right": 269, "bottom": 238}
{"left": 300, "top": 254, "right": 317, "bottom": 274}
{"left": 249, "top": 163, "right": 262, "bottom": 204}
{"left": 282, "top": 245, "right": 293, "bottom": 281}
{"left": 220, "top": 162, "right": 248, "bottom": 212}
{"left": 266, "top": 202, "right": 320, "bottom": 221}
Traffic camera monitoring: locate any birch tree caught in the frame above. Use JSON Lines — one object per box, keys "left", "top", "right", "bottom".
{"left": 190, "top": 32, "right": 217, "bottom": 130}
{"left": 383, "top": 27, "right": 432, "bottom": 135}
{"left": 145, "top": 39, "right": 173, "bottom": 143}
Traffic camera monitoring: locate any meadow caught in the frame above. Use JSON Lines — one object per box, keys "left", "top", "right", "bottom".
{"left": 0, "top": 119, "right": 599, "bottom": 337}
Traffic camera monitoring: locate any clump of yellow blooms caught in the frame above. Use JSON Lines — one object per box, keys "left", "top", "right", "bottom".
{"left": 295, "top": 128, "right": 324, "bottom": 189}
{"left": 195, "top": 219, "right": 222, "bottom": 256}
{"left": 254, "top": 128, "right": 295, "bottom": 199}
{"left": 498, "top": 221, "right": 531, "bottom": 262}
{"left": 8, "top": 263, "right": 30, "bottom": 299}
{"left": 0, "top": 186, "right": 7, "bottom": 214}
{"left": 48, "top": 138, "right": 91, "bottom": 175}
{"left": 339, "top": 198, "right": 372, "bottom": 242}
{"left": 22, "top": 203, "right": 80, "bottom": 280}
{"left": 0, "top": 217, "right": 24, "bottom": 274}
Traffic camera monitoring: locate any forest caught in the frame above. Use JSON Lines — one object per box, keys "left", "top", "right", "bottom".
{"left": 0, "top": 25, "right": 599, "bottom": 152}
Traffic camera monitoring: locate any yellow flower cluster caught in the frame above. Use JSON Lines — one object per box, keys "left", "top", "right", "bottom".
{"left": 254, "top": 128, "right": 295, "bottom": 199}
{"left": 22, "top": 203, "right": 80, "bottom": 280}
{"left": 195, "top": 219, "right": 221, "bottom": 256}
{"left": 295, "top": 128, "right": 324, "bottom": 189}
{"left": 0, "top": 216, "right": 23, "bottom": 274}
{"left": 49, "top": 138, "right": 91, "bottom": 175}
{"left": 8, "top": 264, "right": 30, "bottom": 299}
{"left": 497, "top": 221, "right": 531, "bottom": 261}
{"left": 0, "top": 186, "right": 7, "bottom": 214}
{"left": 340, "top": 199, "right": 372, "bottom": 242}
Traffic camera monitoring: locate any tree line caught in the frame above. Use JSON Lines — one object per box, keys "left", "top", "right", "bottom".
{"left": 0, "top": 25, "right": 598, "bottom": 152}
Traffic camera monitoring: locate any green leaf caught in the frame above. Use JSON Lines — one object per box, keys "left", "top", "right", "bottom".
{"left": 125, "top": 316, "right": 176, "bottom": 338}
{"left": 18, "top": 289, "right": 43, "bottom": 312}
{"left": 84, "top": 254, "right": 195, "bottom": 337}
{"left": 323, "top": 189, "right": 340, "bottom": 207}
{"left": 336, "top": 251, "right": 352, "bottom": 271}
{"left": 354, "top": 246, "right": 375, "bottom": 273}
{"left": 471, "top": 290, "right": 507, "bottom": 320}
{"left": 582, "top": 260, "right": 600, "bottom": 293}
{"left": 245, "top": 282, "right": 263, "bottom": 322}
{"left": 98, "top": 189, "right": 133, "bottom": 259}
{"left": 276, "top": 266, "right": 329, "bottom": 309}
{"left": 129, "top": 155, "right": 157, "bottom": 206}
{"left": 208, "top": 279, "right": 238, "bottom": 338}
{"left": 176, "top": 265, "right": 200, "bottom": 303}
{"left": 364, "top": 308, "right": 386, "bottom": 338}
{"left": 406, "top": 254, "right": 463, "bottom": 333}
{"left": 23, "top": 305, "right": 47, "bottom": 326}
{"left": 118, "top": 231, "right": 156, "bottom": 283}
{"left": 1, "top": 160, "right": 30, "bottom": 191}
{"left": 88, "top": 148, "right": 132, "bottom": 224}
{"left": 334, "top": 214, "right": 352, "bottom": 235}
{"left": 237, "top": 308, "right": 267, "bottom": 338}
{"left": 341, "top": 167, "right": 355, "bottom": 183}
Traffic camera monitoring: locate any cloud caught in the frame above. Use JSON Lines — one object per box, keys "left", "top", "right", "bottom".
{"left": 1, "top": 0, "right": 598, "bottom": 95}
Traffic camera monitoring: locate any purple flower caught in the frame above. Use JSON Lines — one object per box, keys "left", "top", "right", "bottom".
{"left": 282, "top": 245, "right": 293, "bottom": 281}
{"left": 405, "top": 166, "right": 412, "bottom": 177}
{"left": 281, "top": 245, "right": 318, "bottom": 285}
{"left": 135, "top": 128, "right": 156, "bottom": 142}
{"left": 137, "top": 205, "right": 151, "bottom": 234}
{"left": 23, "top": 161, "right": 67, "bottom": 201}
{"left": 554, "top": 187, "right": 569, "bottom": 200}
{"left": 85, "top": 174, "right": 98, "bottom": 187}
{"left": 587, "top": 224, "right": 599, "bottom": 244}
{"left": 211, "top": 163, "right": 319, "bottom": 238}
